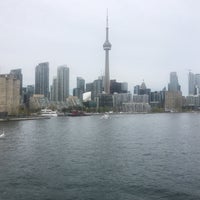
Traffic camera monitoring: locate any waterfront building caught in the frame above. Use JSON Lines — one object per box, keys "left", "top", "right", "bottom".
{"left": 57, "top": 65, "right": 69, "bottom": 101}
{"left": 29, "top": 94, "right": 50, "bottom": 111}
{"left": 150, "top": 91, "right": 165, "bottom": 108}
{"left": 132, "top": 94, "right": 149, "bottom": 103}
{"left": 103, "top": 14, "right": 112, "bottom": 94}
{"left": 66, "top": 96, "right": 82, "bottom": 108}
{"left": 185, "top": 95, "right": 200, "bottom": 109}
{"left": 113, "top": 93, "right": 131, "bottom": 111}
{"left": 164, "top": 91, "right": 182, "bottom": 112}
{"left": 122, "top": 102, "right": 151, "bottom": 113}
{"left": 97, "top": 93, "right": 113, "bottom": 108}
{"left": 0, "top": 74, "right": 20, "bottom": 116}
{"left": 168, "top": 72, "right": 181, "bottom": 92}
{"left": 35, "top": 62, "right": 49, "bottom": 98}
{"left": 122, "top": 92, "right": 151, "bottom": 113}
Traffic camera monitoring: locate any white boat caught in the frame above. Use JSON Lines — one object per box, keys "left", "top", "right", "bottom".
{"left": 0, "top": 129, "right": 5, "bottom": 138}
{"left": 40, "top": 109, "right": 58, "bottom": 117}
{"left": 100, "top": 113, "right": 110, "bottom": 119}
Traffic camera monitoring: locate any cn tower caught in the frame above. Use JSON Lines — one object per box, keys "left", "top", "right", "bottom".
{"left": 103, "top": 13, "right": 112, "bottom": 94}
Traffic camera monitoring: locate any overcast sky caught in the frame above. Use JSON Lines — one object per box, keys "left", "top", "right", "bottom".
{"left": 1, "top": 0, "right": 200, "bottom": 95}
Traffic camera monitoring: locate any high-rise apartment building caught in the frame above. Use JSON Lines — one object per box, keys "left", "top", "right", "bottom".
{"left": 35, "top": 62, "right": 49, "bottom": 98}
{"left": 166, "top": 72, "right": 182, "bottom": 112}
{"left": 195, "top": 74, "right": 200, "bottom": 94}
{"left": 134, "top": 85, "right": 140, "bottom": 95}
{"left": 77, "top": 77, "right": 85, "bottom": 93}
{"left": 168, "top": 72, "right": 181, "bottom": 92}
{"left": 188, "top": 72, "right": 200, "bottom": 95}
{"left": 93, "top": 78, "right": 103, "bottom": 100}
{"left": 51, "top": 77, "right": 58, "bottom": 101}
{"left": 86, "top": 83, "right": 93, "bottom": 92}
{"left": 57, "top": 65, "right": 69, "bottom": 101}
{"left": 164, "top": 91, "right": 182, "bottom": 112}
{"left": 10, "top": 69, "right": 23, "bottom": 96}
{"left": 0, "top": 74, "right": 20, "bottom": 115}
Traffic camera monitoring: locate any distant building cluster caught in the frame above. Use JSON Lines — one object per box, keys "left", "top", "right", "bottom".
{"left": 0, "top": 16, "right": 199, "bottom": 116}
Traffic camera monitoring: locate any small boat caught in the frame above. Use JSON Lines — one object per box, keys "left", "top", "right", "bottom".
{"left": 0, "top": 129, "right": 5, "bottom": 138}
{"left": 100, "top": 113, "right": 110, "bottom": 119}
{"left": 40, "top": 109, "right": 58, "bottom": 117}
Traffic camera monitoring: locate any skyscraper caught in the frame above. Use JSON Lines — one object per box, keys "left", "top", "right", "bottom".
{"left": 195, "top": 74, "right": 200, "bottom": 95}
{"left": 188, "top": 72, "right": 195, "bottom": 95}
{"left": 51, "top": 77, "right": 58, "bottom": 101}
{"left": 35, "top": 62, "right": 49, "bottom": 98}
{"left": 77, "top": 77, "right": 85, "bottom": 93}
{"left": 188, "top": 72, "right": 200, "bottom": 95}
{"left": 74, "top": 77, "right": 85, "bottom": 100}
{"left": 168, "top": 72, "right": 181, "bottom": 92}
{"left": 57, "top": 65, "right": 69, "bottom": 101}
{"left": 10, "top": 69, "right": 23, "bottom": 96}
{"left": 103, "top": 13, "right": 112, "bottom": 94}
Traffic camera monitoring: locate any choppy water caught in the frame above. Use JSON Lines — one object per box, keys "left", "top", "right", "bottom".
{"left": 0, "top": 113, "right": 200, "bottom": 200}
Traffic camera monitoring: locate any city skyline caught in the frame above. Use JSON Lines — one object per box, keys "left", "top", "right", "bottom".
{"left": 1, "top": 1, "right": 200, "bottom": 95}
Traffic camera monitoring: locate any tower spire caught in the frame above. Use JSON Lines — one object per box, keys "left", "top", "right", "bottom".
{"left": 106, "top": 9, "right": 108, "bottom": 28}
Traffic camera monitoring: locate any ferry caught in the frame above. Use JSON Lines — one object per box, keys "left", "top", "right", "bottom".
{"left": 40, "top": 109, "right": 58, "bottom": 117}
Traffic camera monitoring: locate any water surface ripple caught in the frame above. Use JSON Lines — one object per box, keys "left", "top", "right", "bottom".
{"left": 0, "top": 113, "right": 200, "bottom": 199}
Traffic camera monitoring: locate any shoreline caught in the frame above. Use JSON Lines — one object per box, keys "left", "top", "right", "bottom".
{"left": 0, "top": 116, "right": 50, "bottom": 122}
{"left": 0, "top": 111, "right": 199, "bottom": 122}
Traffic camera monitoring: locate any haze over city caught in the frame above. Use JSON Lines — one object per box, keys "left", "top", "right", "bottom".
{"left": 1, "top": 0, "right": 200, "bottom": 95}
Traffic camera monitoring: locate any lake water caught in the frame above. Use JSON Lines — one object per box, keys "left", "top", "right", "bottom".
{"left": 0, "top": 113, "right": 200, "bottom": 200}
